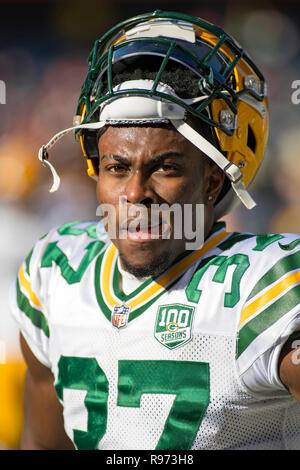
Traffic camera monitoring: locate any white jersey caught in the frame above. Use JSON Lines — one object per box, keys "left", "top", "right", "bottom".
{"left": 10, "top": 220, "right": 300, "bottom": 450}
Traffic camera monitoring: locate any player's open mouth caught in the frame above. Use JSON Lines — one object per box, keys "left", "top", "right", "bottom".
{"left": 122, "top": 220, "right": 170, "bottom": 242}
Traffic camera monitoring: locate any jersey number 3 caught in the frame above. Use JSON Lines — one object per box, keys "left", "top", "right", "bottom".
{"left": 55, "top": 356, "right": 210, "bottom": 450}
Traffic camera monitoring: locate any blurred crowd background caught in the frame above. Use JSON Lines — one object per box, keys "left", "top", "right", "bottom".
{"left": 0, "top": 0, "right": 299, "bottom": 449}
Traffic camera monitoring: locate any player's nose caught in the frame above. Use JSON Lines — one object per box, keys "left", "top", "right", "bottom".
{"left": 125, "top": 170, "right": 153, "bottom": 207}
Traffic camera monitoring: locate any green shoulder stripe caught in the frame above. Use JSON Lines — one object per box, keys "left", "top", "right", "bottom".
{"left": 16, "top": 278, "right": 50, "bottom": 338}
{"left": 25, "top": 248, "right": 33, "bottom": 276}
{"left": 247, "top": 250, "right": 300, "bottom": 302}
{"left": 237, "top": 284, "right": 300, "bottom": 358}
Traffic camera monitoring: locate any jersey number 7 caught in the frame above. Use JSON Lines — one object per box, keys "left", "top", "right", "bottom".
{"left": 55, "top": 357, "right": 210, "bottom": 450}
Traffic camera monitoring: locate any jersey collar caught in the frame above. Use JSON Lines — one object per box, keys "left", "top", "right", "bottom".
{"left": 94, "top": 221, "right": 229, "bottom": 323}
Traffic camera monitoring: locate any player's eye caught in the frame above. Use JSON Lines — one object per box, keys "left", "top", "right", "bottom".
{"left": 105, "top": 164, "right": 128, "bottom": 174}
{"left": 155, "top": 163, "right": 181, "bottom": 174}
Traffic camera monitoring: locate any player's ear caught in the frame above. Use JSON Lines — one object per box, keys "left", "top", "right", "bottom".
{"left": 203, "top": 160, "right": 225, "bottom": 206}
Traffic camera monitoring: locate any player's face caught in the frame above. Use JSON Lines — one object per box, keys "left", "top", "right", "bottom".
{"left": 97, "top": 125, "right": 223, "bottom": 278}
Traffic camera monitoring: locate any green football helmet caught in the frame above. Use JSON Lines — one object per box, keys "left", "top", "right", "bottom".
{"left": 39, "top": 10, "right": 268, "bottom": 220}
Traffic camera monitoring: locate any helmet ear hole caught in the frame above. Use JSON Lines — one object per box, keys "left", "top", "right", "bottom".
{"left": 82, "top": 130, "right": 99, "bottom": 159}
{"left": 247, "top": 124, "right": 256, "bottom": 153}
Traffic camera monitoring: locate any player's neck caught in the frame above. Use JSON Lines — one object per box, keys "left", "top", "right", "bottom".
{"left": 118, "top": 258, "right": 145, "bottom": 295}
{"left": 117, "top": 219, "right": 217, "bottom": 294}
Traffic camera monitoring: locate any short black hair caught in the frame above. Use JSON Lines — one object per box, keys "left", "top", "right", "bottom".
{"left": 97, "top": 57, "right": 221, "bottom": 152}
{"left": 104, "top": 56, "right": 202, "bottom": 98}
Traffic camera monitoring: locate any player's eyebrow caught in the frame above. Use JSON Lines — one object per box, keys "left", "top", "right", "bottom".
{"left": 101, "top": 154, "right": 129, "bottom": 164}
{"left": 148, "top": 152, "right": 184, "bottom": 167}
{"left": 101, "top": 152, "right": 184, "bottom": 165}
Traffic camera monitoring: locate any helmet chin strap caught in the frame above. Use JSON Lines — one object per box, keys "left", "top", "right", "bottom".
{"left": 38, "top": 79, "right": 256, "bottom": 209}
{"left": 38, "top": 122, "right": 106, "bottom": 192}
{"left": 170, "top": 120, "right": 256, "bottom": 210}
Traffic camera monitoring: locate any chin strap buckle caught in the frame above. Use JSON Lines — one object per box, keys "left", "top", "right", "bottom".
{"left": 223, "top": 162, "right": 243, "bottom": 184}
{"left": 38, "top": 145, "right": 61, "bottom": 193}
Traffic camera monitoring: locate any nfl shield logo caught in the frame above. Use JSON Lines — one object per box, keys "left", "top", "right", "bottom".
{"left": 112, "top": 304, "right": 131, "bottom": 329}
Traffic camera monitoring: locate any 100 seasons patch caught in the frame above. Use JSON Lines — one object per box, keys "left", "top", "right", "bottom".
{"left": 154, "top": 303, "right": 195, "bottom": 349}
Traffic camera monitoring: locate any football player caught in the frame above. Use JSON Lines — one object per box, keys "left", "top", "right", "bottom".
{"left": 10, "top": 11, "right": 300, "bottom": 450}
